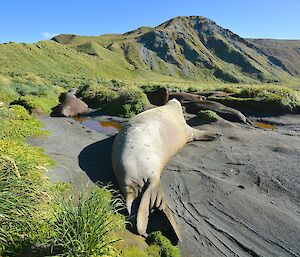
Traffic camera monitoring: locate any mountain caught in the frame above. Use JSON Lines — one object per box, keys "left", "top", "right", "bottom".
{"left": 1, "top": 16, "right": 299, "bottom": 85}
{"left": 246, "top": 39, "right": 300, "bottom": 77}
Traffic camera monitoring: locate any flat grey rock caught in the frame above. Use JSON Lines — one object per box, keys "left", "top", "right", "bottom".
{"left": 29, "top": 114, "right": 300, "bottom": 257}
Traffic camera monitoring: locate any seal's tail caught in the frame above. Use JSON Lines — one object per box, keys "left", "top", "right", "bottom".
{"left": 136, "top": 180, "right": 181, "bottom": 241}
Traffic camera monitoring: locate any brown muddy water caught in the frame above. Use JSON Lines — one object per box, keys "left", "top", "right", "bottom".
{"left": 253, "top": 121, "right": 276, "bottom": 130}
{"left": 74, "top": 115, "right": 122, "bottom": 135}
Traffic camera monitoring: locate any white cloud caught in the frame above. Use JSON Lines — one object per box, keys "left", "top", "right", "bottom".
{"left": 41, "top": 32, "right": 58, "bottom": 39}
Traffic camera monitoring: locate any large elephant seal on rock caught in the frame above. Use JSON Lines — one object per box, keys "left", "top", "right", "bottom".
{"left": 112, "top": 99, "right": 220, "bottom": 241}
{"left": 52, "top": 89, "right": 92, "bottom": 117}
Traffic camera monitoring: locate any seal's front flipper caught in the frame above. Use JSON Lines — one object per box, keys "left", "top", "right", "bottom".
{"left": 189, "top": 128, "right": 221, "bottom": 142}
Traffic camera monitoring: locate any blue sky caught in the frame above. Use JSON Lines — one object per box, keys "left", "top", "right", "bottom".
{"left": 1, "top": 0, "right": 299, "bottom": 43}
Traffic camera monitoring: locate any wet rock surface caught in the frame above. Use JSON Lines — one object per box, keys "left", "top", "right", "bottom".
{"left": 29, "top": 114, "right": 300, "bottom": 257}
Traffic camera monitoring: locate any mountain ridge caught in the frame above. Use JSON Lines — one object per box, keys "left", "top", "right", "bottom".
{"left": 51, "top": 16, "right": 299, "bottom": 83}
{"left": 1, "top": 16, "right": 299, "bottom": 85}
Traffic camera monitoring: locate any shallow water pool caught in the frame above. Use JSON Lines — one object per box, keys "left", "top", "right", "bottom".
{"left": 74, "top": 116, "right": 122, "bottom": 135}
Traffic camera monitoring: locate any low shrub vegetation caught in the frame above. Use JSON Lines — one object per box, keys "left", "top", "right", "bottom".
{"left": 78, "top": 79, "right": 149, "bottom": 117}
{"left": 0, "top": 105, "right": 45, "bottom": 140}
{"left": 238, "top": 86, "right": 300, "bottom": 111}
{"left": 104, "top": 89, "right": 148, "bottom": 117}
{"left": 12, "top": 95, "right": 59, "bottom": 114}
{"left": 146, "top": 231, "right": 181, "bottom": 257}
{"left": 197, "top": 110, "right": 220, "bottom": 122}
{"left": 78, "top": 81, "right": 119, "bottom": 109}
{"left": 208, "top": 85, "right": 300, "bottom": 114}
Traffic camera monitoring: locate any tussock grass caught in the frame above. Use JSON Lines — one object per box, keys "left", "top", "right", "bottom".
{"left": 0, "top": 140, "right": 55, "bottom": 255}
{"left": 208, "top": 84, "right": 300, "bottom": 114}
{"left": 51, "top": 187, "right": 125, "bottom": 257}
{"left": 104, "top": 89, "right": 148, "bottom": 117}
{"left": 13, "top": 95, "right": 59, "bottom": 114}
{"left": 0, "top": 104, "right": 55, "bottom": 256}
{"left": 0, "top": 105, "right": 45, "bottom": 140}
{"left": 78, "top": 80, "right": 149, "bottom": 117}
{"left": 238, "top": 85, "right": 300, "bottom": 110}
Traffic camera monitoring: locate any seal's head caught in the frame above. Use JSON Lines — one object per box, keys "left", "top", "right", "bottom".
{"left": 145, "top": 87, "right": 169, "bottom": 106}
{"left": 166, "top": 99, "right": 184, "bottom": 113}
{"left": 68, "top": 88, "right": 78, "bottom": 95}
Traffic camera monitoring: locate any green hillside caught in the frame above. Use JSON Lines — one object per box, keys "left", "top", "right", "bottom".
{"left": 0, "top": 41, "right": 175, "bottom": 82}
{"left": 1, "top": 15, "right": 300, "bottom": 115}
{"left": 52, "top": 16, "right": 299, "bottom": 84}
{"left": 1, "top": 16, "right": 300, "bottom": 91}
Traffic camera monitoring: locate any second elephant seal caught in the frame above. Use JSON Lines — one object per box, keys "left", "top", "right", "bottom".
{"left": 55, "top": 90, "right": 92, "bottom": 117}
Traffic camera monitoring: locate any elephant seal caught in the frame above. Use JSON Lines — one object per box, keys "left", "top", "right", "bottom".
{"left": 145, "top": 87, "right": 169, "bottom": 106}
{"left": 145, "top": 88, "right": 206, "bottom": 106}
{"left": 52, "top": 89, "right": 92, "bottom": 117}
{"left": 112, "top": 99, "right": 220, "bottom": 240}
{"left": 169, "top": 92, "right": 206, "bottom": 103}
{"left": 184, "top": 100, "right": 252, "bottom": 124}
{"left": 145, "top": 88, "right": 251, "bottom": 124}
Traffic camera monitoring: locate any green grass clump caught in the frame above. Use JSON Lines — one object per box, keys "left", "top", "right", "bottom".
{"left": 78, "top": 81, "right": 119, "bottom": 109}
{"left": 238, "top": 86, "right": 300, "bottom": 111}
{"left": 120, "top": 246, "right": 152, "bottom": 257}
{"left": 0, "top": 105, "right": 45, "bottom": 140}
{"left": 0, "top": 84, "right": 19, "bottom": 103}
{"left": 208, "top": 85, "right": 300, "bottom": 114}
{"left": 120, "top": 245, "right": 161, "bottom": 257}
{"left": 120, "top": 232, "right": 180, "bottom": 257}
{"left": 197, "top": 110, "right": 220, "bottom": 122}
{"left": 216, "top": 86, "right": 241, "bottom": 94}
{"left": 51, "top": 187, "right": 125, "bottom": 257}
{"left": 146, "top": 231, "right": 181, "bottom": 257}
{"left": 0, "top": 140, "right": 55, "bottom": 255}
{"left": 105, "top": 90, "right": 148, "bottom": 117}
{"left": 13, "top": 94, "right": 59, "bottom": 114}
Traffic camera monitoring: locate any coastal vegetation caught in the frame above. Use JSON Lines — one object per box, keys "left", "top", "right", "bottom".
{"left": 0, "top": 79, "right": 181, "bottom": 257}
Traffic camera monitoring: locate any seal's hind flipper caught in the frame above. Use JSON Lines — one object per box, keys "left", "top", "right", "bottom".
{"left": 136, "top": 180, "right": 181, "bottom": 242}
{"left": 246, "top": 117, "right": 253, "bottom": 125}
{"left": 126, "top": 192, "right": 135, "bottom": 216}
{"left": 136, "top": 180, "right": 158, "bottom": 236}
{"left": 163, "top": 206, "right": 182, "bottom": 242}
{"left": 189, "top": 128, "right": 221, "bottom": 142}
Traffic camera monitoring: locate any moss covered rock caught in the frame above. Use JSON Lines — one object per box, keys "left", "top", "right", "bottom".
{"left": 146, "top": 231, "right": 181, "bottom": 257}
{"left": 197, "top": 110, "right": 220, "bottom": 122}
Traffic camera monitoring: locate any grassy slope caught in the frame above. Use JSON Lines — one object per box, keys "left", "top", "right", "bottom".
{"left": 0, "top": 40, "right": 188, "bottom": 84}
{"left": 1, "top": 16, "right": 300, "bottom": 94}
